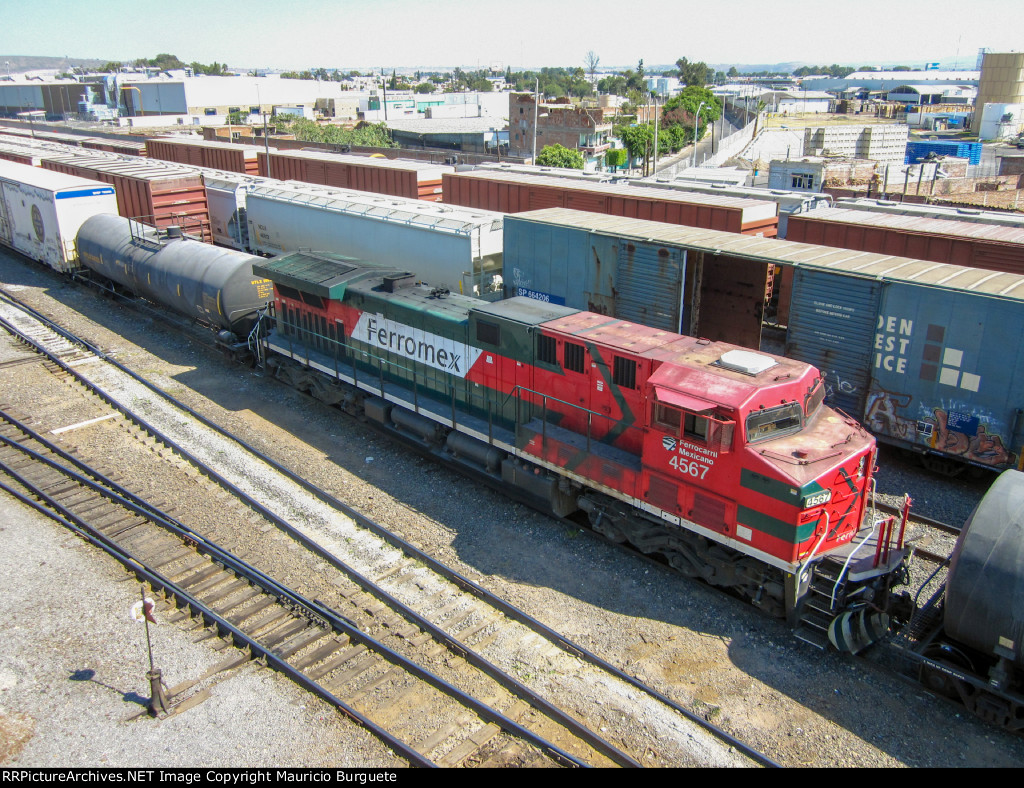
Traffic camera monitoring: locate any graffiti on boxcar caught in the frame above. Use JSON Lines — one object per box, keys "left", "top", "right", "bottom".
{"left": 822, "top": 368, "right": 860, "bottom": 401}
{"left": 865, "top": 386, "right": 915, "bottom": 440}
{"left": 866, "top": 383, "right": 1015, "bottom": 468}
{"left": 929, "top": 407, "right": 1014, "bottom": 467}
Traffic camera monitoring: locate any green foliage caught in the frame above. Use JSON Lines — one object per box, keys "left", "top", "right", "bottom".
{"left": 134, "top": 53, "right": 186, "bottom": 71}
{"left": 190, "top": 61, "right": 230, "bottom": 76}
{"left": 675, "top": 57, "right": 713, "bottom": 87}
{"left": 598, "top": 74, "right": 628, "bottom": 95}
{"left": 509, "top": 67, "right": 592, "bottom": 99}
{"left": 535, "top": 144, "right": 584, "bottom": 169}
{"left": 662, "top": 86, "right": 721, "bottom": 135}
{"left": 660, "top": 124, "right": 689, "bottom": 154}
{"left": 414, "top": 82, "right": 435, "bottom": 94}
{"left": 225, "top": 110, "right": 245, "bottom": 124}
{"left": 99, "top": 61, "right": 123, "bottom": 73}
{"left": 281, "top": 70, "right": 315, "bottom": 80}
{"left": 274, "top": 117, "right": 396, "bottom": 148}
{"left": 792, "top": 64, "right": 856, "bottom": 78}
{"left": 605, "top": 148, "right": 627, "bottom": 171}
{"left": 617, "top": 123, "right": 654, "bottom": 162}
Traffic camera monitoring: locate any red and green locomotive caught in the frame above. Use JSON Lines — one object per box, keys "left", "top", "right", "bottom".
{"left": 254, "top": 251, "right": 909, "bottom": 638}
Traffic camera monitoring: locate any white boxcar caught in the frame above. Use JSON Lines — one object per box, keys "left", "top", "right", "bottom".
{"left": 245, "top": 183, "right": 505, "bottom": 296}
{"left": 0, "top": 160, "right": 118, "bottom": 272}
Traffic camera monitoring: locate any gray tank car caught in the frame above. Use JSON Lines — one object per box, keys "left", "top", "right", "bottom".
{"left": 946, "top": 470, "right": 1024, "bottom": 670}
{"left": 903, "top": 470, "right": 1024, "bottom": 730}
{"left": 76, "top": 214, "right": 272, "bottom": 337}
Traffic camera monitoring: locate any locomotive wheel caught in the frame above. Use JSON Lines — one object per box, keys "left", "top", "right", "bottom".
{"left": 920, "top": 643, "right": 975, "bottom": 699}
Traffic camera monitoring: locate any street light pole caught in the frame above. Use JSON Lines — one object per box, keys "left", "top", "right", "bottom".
{"left": 692, "top": 101, "right": 706, "bottom": 168}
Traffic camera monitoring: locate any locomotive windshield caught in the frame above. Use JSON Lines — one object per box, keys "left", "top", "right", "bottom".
{"left": 746, "top": 403, "right": 803, "bottom": 443}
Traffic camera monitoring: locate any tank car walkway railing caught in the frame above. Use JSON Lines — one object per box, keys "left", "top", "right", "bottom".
{"left": 125, "top": 213, "right": 213, "bottom": 244}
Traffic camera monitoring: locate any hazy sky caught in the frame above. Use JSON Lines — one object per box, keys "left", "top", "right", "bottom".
{"left": 3, "top": 0, "right": 1018, "bottom": 71}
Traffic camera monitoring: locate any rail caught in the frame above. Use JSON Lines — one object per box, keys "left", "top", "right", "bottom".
{"left": 0, "top": 286, "right": 779, "bottom": 768}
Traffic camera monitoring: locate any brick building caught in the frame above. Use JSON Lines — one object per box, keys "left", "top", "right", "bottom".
{"left": 508, "top": 93, "right": 612, "bottom": 169}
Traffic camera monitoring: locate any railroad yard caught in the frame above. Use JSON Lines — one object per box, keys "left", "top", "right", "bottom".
{"left": 2, "top": 243, "right": 1024, "bottom": 768}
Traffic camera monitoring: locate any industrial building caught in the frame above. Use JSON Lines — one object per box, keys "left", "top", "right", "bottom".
{"left": 802, "top": 124, "right": 909, "bottom": 164}
{"left": 507, "top": 93, "right": 612, "bottom": 169}
{"left": 971, "top": 51, "right": 1024, "bottom": 135}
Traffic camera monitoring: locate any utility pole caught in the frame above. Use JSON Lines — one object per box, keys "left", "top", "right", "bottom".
{"left": 263, "top": 113, "right": 272, "bottom": 178}
{"left": 652, "top": 94, "right": 659, "bottom": 176}
{"left": 532, "top": 78, "right": 539, "bottom": 163}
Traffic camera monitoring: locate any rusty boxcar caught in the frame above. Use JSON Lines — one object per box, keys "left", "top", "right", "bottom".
{"left": 257, "top": 149, "right": 452, "bottom": 201}
{"left": 786, "top": 207, "right": 1024, "bottom": 276}
{"left": 442, "top": 169, "right": 779, "bottom": 237}
{"left": 147, "top": 138, "right": 260, "bottom": 175}
{"left": 41, "top": 154, "right": 209, "bottom": 235}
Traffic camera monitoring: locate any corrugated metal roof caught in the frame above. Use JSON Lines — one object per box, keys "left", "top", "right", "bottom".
{"left": 513, "top": 207, "right": 1024, "bottom": 301}
{"left": 267, "top": 148, "right": 454, "bottom": 180}
{"left": 151, "top": 137, "right": 261, "bottom": 156}
{"left": 0, "top": 158, "right": 113, "bottom": 193}
{"left": 44, "top": 154, "right": 203, "bottom": 183}
{"left": 247, "top": 183, "right": 504, "bottom": 235}
{"left": 449, "top": 170, "right": 779, "bottom": 217}
{"left": 796, "top": 207, "right": 1024, "bottom": 245}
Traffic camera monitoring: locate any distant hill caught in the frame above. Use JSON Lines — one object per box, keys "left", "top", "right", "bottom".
{"left": 1, "top": 55, "right": 107, "bottom": 74}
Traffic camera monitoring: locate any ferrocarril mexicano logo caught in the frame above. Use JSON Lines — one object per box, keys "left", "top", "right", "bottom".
{"left": 355, "top": 313, "right": 483, "bottom": 377}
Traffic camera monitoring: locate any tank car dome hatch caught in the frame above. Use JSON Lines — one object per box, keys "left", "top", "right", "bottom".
{"left": 716, "top": 349, "right": 778, "bottom": 375}
{"left": 945, "top": 470, "right": 1024, "bottom": 669}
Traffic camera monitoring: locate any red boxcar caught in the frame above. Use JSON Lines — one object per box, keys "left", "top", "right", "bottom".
{"left": 42, "top": 155, "right": 209, "bottom": 234}
{"left": 786, "top": 207, "right": 1024, "bottom": 275}
{"left": 257, "top": 148, "right": 452, "bottom": 201}
{"left": 147, "top": 138, "right": 260, "bottom": 175}
{"left": 80, "top": 138, "right": 148, "bottom": 157}
{"left": 442, "top": 170, "right": 780, "bottom": 237}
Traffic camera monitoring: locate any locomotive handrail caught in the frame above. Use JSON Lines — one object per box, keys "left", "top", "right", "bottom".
{"left": 830, "top": 517, "right": 880, "bottom": 611}
{"left": 798, "top": 512, "right": 830, "bottom": 577}
{"left": 501, "top": 385, "right": 605, "bottom": 420}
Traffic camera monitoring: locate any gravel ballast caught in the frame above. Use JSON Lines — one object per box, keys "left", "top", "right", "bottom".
{"left": 2, "top": 248, "right": 1024, "bottom": 768}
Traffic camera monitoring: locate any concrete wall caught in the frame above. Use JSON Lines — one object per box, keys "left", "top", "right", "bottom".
{"left": 972, "top": 52, "right": 1024, "bottom": 133}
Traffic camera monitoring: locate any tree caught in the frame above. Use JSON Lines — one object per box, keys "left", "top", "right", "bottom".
{"left": 535, "top": 143, "right": 584, "bottom": 169}
{"left": 675, "top": 57, "right": 712, "bottom": 87}
{"left": 605, "top": 148, "right": 627, "bottom": 172}
{"left": 662, "top": 86, "right": 721, "bottom": 132}
{"left": 585, "top": 51, "right": 600, "bottom": 83}
{"left": 275, "top": 116, "right": 396, "bottom": 148}
{"left": 727, "top": 66, "right": 739, "bottom": 78}
{"left": 617, "top": 123, "right": 654, "bottom": 172}
{"left": 598, "top": 74, "right": 627, "bottom": 95}
{"left": 414, "top": 82, "right": 435, "bottom": 94}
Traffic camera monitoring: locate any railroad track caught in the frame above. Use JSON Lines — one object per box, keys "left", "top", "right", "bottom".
{"left": 872, "top": 499, "right": 958, "bottom": 566}
{"left": 0, "top": 409, "right": 606, "bottom": 767}
{"left": 0, "top": 288, "right": 774, "bottom": 767}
